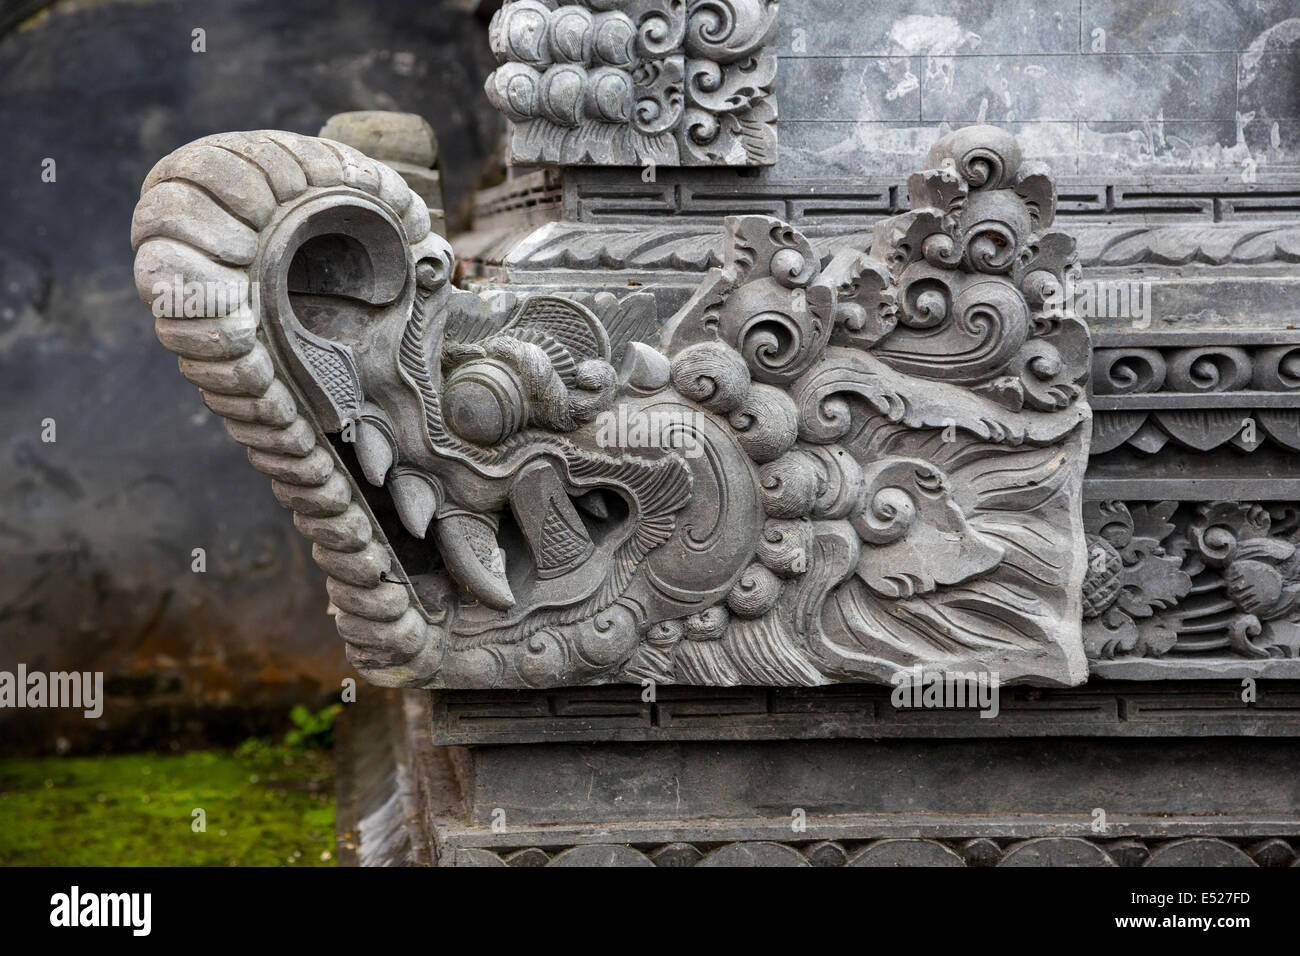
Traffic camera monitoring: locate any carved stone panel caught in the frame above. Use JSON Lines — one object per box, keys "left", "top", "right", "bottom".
{"left": 1084, "top": 499, "right": 1300, "bottom": 677}
{"left": 130, "top": 125, "right": 1091, "bottom": 688}
{"left": 484, "top": 0, "right": 779, "bottom": 166}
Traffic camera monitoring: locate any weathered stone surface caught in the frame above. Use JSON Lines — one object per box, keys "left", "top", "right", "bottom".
{"left": 773, "top": 0, "right": 1079, "bottom": 57}
{"left": 1085, "top": 0, "right": 1300, "bottom": 54}
{"left": 761, "top": 0, "right": 1300, "bottom": 178}
{"left": 921, "top": 54, "right": 1238, "bottom": 125}
{"left": 998, "top": 837, "right": 1116, "bottom": 866}
{"left": 319, "top": 111, "right": 440, "bottom": 168}
{"left": 336, "top": 686, "right": 1300, "bottom": 866}
{"left": 461, "top": 737, "right": 1300, "bottom": 826}
{"left": 132, "top": 124, "right": 1092, "bottom": 688}
{"left": 1144, "top": 838, "right": 1256, "bottom": 867}
{"left": 697, "top": 842, "right": 809, "bottom": 866}
{"left": 547, "top": 844, "right": 654, "bottom": 866}
{"left": 847, "top": 839, "right": 966, "bottom": 867}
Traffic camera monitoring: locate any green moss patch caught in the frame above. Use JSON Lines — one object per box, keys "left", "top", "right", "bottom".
{"left": 0, "top": 743, "right": 335, "bottom": 866}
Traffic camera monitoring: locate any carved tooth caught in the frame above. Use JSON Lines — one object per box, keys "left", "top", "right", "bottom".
{"left": 619, "top": 341, "right": 671, "bottom": 393}
{"left": 355, "top": 419, "right": 394, "bottom": 486}
{"left": 435, "top": 511, "right": 515, "bottom": 610}
{"left": 574, "top": 490, "right": 611, "bottom": 521}
{"left": 389, "top": 472, "right": 440, "bottom": 539}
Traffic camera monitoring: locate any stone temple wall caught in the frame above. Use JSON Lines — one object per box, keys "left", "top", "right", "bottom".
{"left": 771, "top": 0, "right": 1300, "bottom": 181}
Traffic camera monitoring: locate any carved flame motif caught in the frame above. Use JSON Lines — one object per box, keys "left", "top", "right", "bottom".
{"left": 131, "top": 124, "right": 1091, "bottom": 688}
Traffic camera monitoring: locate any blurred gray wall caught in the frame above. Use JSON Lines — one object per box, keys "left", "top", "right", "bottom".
{"left": 0, "top": 0, "right": 499, "bottom": 751}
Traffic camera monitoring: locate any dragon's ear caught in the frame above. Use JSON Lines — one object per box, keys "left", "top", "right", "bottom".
{"left": 133, "top": 130, "right": 436, "bottom": 433}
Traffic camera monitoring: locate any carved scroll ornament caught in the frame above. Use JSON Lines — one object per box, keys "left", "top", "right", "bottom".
{"left": 484, "top": 0, "right": 779, "bottom": 166}
{"left": 130, "top": 125, "right": 1091, "bottom": 688}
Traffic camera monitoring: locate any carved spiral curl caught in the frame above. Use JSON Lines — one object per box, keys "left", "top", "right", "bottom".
{"left": 684, "top": 605, "right": 730, "bottom": 642}
{"left": 759, "top": 451, "right": 819, "bottom": 518}
{"left": 1091, "top": 348, "right": 1166, "bottom": 395}
{"left": 925, "top": 126, "right": 1021, "bottom": 190}
{"left": 1167, "top": 347, "right": 1252, "bottom": 393}
{"left": 670, "top": 341, "right": 751, "bottom": 413}
{"left": 756, "top": 519, "right": 813, "bottom": 578}
{"left": 806, "top": 394, "right": 853, "bottom": 443}
{"left": 683, "top": 0, "right": 776, "bottom": 63}
{"left": 770, "top": 247, "right": 811, "bottom": 288}
{"left": 631, "top": 61, "right": 685, "bottom": 135}
{"left": 852, "top": 487, "right": 917, "bottom": 545}
{"left": 738, "top": 310, "right": 807, "bottom": 380}
{"left": 725, "top": 563, "right": 783, "bottom": 618}
{"left": 1252, "top": 345, "right": 1300, "bottom": 391}
{"left": 964, "top": 223, "right": 1019, "bottom": 273}
{"left": 684, "top": 108, "right": 721, "bottom": 146}
{"left": 1020, "top": 268, "right": 1061, "bottom": 308}
{"left": 900, "top": 278, "right": 950, "bottom": 330}
{"left": 921, "top": 233, "right": 960, "bottom": 268}
{"left": 958, "top": 148, "right": 1005, "bottom": 188}
{"left": 727, "top": 383, "right": 799, "bottom": 463}
{"left": 637, "top": 4, "right": 687, "bottom": 58}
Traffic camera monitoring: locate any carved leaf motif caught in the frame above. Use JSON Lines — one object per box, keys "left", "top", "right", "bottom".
{"left": 1153, "top": 410, "right": 1248, "bottom": 451}
{"left": 1090, "top": 411, "right": 1148, "bottom": 454}
{"left": 1258, "top": 409, "right": 1300, "bottom": 451}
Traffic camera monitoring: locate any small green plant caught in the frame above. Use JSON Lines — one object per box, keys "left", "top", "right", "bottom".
{"left": 284, "top": 703, "right": 342, "bottom": 750}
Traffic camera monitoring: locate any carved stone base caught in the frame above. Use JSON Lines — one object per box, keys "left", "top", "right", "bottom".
{"left": 337, "top": 689, "right": 1300, "bottom": 866}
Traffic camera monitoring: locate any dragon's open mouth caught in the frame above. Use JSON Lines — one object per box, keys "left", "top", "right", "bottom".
{"left": 131, "top": 125, "right": 1094, "bottom": 690}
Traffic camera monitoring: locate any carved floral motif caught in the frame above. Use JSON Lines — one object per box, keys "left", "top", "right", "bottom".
{"left": 130, "top": 125, "right": 1091, "bottom": 687}
{"left": 1083, "top": 500, "right": 1300, "bottom": 661}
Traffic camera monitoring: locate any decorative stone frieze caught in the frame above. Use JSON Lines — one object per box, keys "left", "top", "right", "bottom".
{"left": 484, "top": 0, "right": 779, "bottom": 166}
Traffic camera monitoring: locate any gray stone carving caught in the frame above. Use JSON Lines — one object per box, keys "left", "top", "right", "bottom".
{"left": 1090, "top": 340, "right": 1300, "bottom": 456}
{"left": 130, "top": 124, "right": 1091, "bottom": 688}
{"left": 484, "top": 0, "right": 779, "bottom": 166}
{"left": 1083, "top": 499, "right": 1300, "bottom": 664}
{"left": 442, "top": 835, "right": 1289, "bottom": 867}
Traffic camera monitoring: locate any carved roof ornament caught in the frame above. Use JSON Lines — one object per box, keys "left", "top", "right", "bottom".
{"left": 131, "top": 124, "right": 1091, "bottom": 688}
{"left": 484, "top": 0, "right": 779, "bottom": 166}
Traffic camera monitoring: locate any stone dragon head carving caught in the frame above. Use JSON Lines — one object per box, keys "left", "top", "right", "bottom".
{"left": 131, "top": 125, "right": 1091, "bottom": 688}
